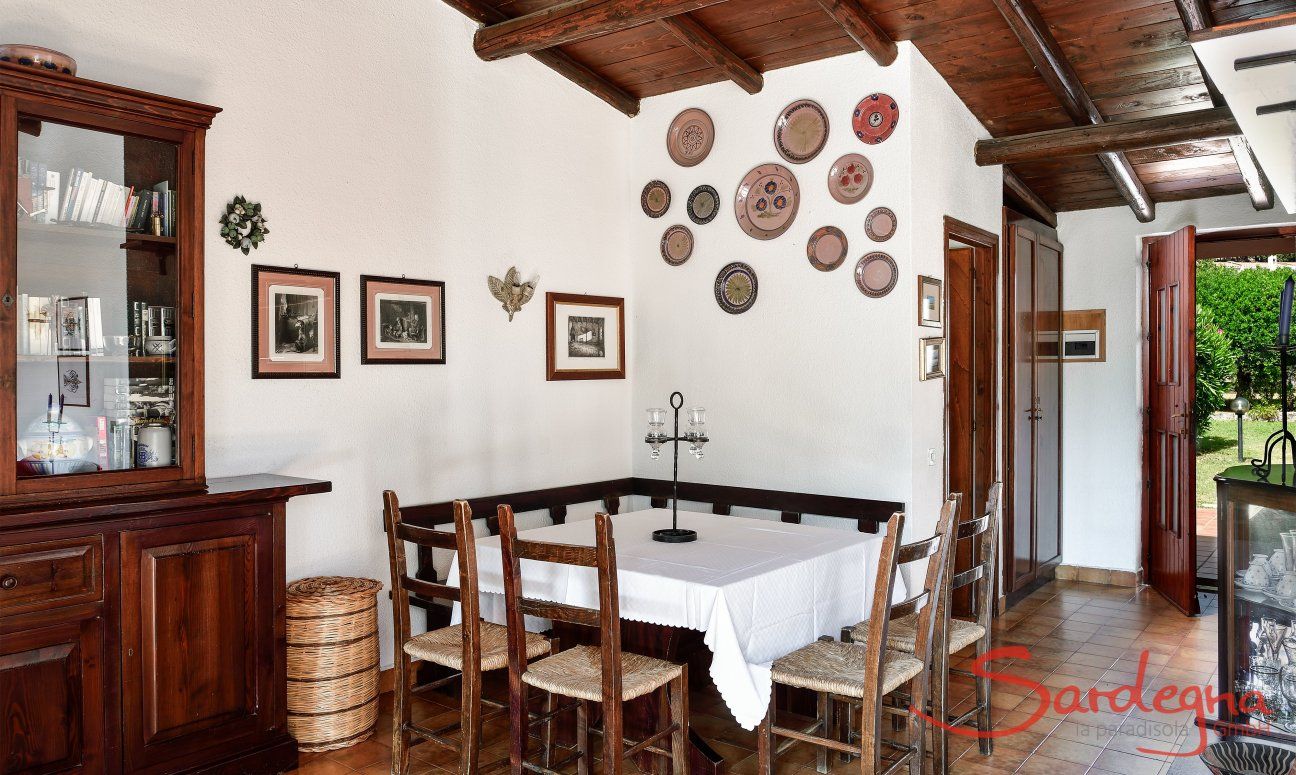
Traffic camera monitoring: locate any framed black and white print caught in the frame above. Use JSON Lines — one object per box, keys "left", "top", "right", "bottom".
{"left": 251, "top": 265, "right": 341, "bottom": 378}
{"left": 57, "top": 354, "right": 90, "bottom": 406}
{"left": 546, "top": 293, "right": 625, "bottom": 381}
{"left": 360, "top": 275, "right": 446, "bottom": 365}
{"left": 54, "top": 296, "right": 89, "bottom": 353}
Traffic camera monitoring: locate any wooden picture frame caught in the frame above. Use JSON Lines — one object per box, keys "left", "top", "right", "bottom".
{"left": 251, "top": 265, "right": 341, "bottom": 379}
{"left": 57, "top": 354, "right": 90, "bottom": 407}
{"left": 54, "top": 295, "right": 89, "bottom": 353}
{"left": 360, "top": 275, "right": 446, "bottom": 365}
{"left": 546, "top": 292, "right": 626, "bottom": 381}
{"left": 919, "top": 337, "right": 946, "bottom": 381}
{"left": 918, "top": 275, "right": 943, "bottom": 328}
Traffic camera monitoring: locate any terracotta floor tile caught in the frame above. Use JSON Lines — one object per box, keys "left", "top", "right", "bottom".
{"left": 1094, "top": 747, "right": 1169, "bottom": 774}
{"left": 1015, "top": 753, "right": 1092, "bottom": 775}
{"left": 1033, "top": 736, "right": 1104, "bottom": 765}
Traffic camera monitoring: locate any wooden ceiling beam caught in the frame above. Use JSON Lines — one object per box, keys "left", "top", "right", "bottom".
{"left": 473, "top": 0, "right": 730, "bottom": 61}
{"left": 1172, "top": 0, "right": 1212, "bottom": 33}
{"left": 1189, "top": 10, "right": 1296, "bottom": 42}
{"left": 440, "top": 0, "right": 640, "bottom": 116}
{"left": 1004, "top": 168, "right": 1058, "bottom": 228}
{"left": 975, "top": 107, "right": 1240, "bottom": 166}
{"left": 990, "top": 0, "right": 1155, "bottom": 222}
{"left": 658, "top": 14, "right": 762, "bottom": 94}
{"left": 1229, "top": 135, "right": 1276, "bottom": 210}
{"left": 814, "top": 0, "right": 898, "bottom": 67}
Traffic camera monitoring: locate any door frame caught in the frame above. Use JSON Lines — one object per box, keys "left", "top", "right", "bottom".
{"left": 942, "top": 216, "right": 1002, "bottom": 582}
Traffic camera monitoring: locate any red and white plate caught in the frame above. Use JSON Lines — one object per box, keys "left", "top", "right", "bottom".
{"left": 828, "top": 153, "right": 874, "bottom": 205}
{"left": 852, "top": 94, "right": 900, "bottom": 145}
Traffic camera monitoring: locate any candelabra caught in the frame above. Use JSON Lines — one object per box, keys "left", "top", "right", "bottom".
{"left": 645, "top": 391, "right": 708, "bottom": 543}
{"left": 1253, "top": 345, "right": 1296, "bottom": 484}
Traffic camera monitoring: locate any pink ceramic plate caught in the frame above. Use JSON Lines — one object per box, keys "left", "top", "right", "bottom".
{"left": 855, "top": 252, "right": 898, "bottom": 297}
{"left": 734, "top": 163, "right": 800, "bottom": 240}
{"left": 667, "top": 108, "right": 715, "bottom": 167}
{"left": 660, "top": 225, "right": 694, "bottom": 266}
{"left": 774, "top": 99, "right": 830, "bottom": 164}
{"left": 807, "top": 226, "right": 848, "bottom": 272}
{"left": 641, "top": 180, "right": 671, "bottom": 218}
{"left": 866, "top": 207, "right": 897, "bottom": 241}
{"left": 828, "top": 153, "right": 873, "bottom": 205}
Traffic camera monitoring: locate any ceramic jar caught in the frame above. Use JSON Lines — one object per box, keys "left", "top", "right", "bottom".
{"left": 1247, "top": 555, "right": 1274, "bottom": 587}
{"left": 1278, "top": 572, "right": 1296, "bottom": 599}
{"left": 1275, "top": 548, "right": 1290, "bottom": 576}
{"left": 135, "top": 425, "right": 172, "bottom": 468}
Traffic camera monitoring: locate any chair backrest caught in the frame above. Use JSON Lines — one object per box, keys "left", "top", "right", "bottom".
{"left": 901, "top": 495, "right": 960, "bottom": 665}
{"left": 950, "top": 482, "right": 1002, "bottom": 633}
{"left": 497, "top": 506, "right": 623, "bottom": 704}
{"left": 383, "top": 491, "right": 483, "bottom": 671}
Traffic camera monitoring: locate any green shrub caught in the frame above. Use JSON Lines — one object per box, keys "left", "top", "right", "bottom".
{"left": 1197, "top": 261, "right": 1295, "bottom": 400}
{"left": 1252, "top": 400, "right": 1282, "bottom": 422}
{"left": 1194, "top": 305, "right": 1237, "bottom": 438}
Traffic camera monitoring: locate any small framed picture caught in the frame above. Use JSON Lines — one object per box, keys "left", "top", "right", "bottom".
{"left": 251, "top": 265, "right": 341, "bottom": 379}
{"left": 918, "top": 275, "right": 943, "bottom": 328}
{"left": 55, "top": 296, "right": 89, "bottom": 353}
{"left": 546, "top": 292, "right": 625, "bottom": 381}
{"left": 57, "top": 354, "right": 90, "bottom": 407}
{"left": 360, "top": 275, "right": 446, "bottom": 365}
{"left": 919, "top": 337, "right": 947, "bottom": 381}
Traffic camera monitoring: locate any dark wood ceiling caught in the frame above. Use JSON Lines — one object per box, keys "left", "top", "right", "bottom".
{"left": 449, "top": 0, "right": 1296, "bottom": 217}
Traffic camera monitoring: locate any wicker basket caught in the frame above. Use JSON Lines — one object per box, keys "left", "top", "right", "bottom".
{"left": 286, "top": 576, "right": 383, "bottom": 752}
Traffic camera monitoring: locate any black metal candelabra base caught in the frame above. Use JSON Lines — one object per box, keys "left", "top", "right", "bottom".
{"left": 652, "top": 528, "right": 698, "bottom": 543}
{"left": 1253, "top": 344, "right": 1296, "bottom": 485}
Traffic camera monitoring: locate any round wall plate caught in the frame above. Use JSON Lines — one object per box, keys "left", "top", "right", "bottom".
{"left": 852, "top": 93, "right": 900, "bottom": 145}
{"left": 687, "top": 185, "right": 719, "bottom": 225}
{"left": 641, "top": 180, "right": 671, "bottom": 218}
{"left": 734, "top": 164, "right": 800, "bottom": 241}
{"left": 715, "top": 262, "right": 758, "bottom": 314}
{"left": 774, "top": 99, "right": 830, "bottom": 164}
{"left": 855, "top": 252, "right": 898, "bottom": 297}
{"left": 865, "top": 207, "right": 898, "bottom": 241}
{"left": 660, "top": 225, "right": 694, "bottom": 266}
{"left": 828, "top": 153, "right": 874, "bottom": 205}
{"left": 807, "top": 226, "right": 848, "bottom": 272}
{"left": 667, "top": 108, "right": 715, "bottom": 167}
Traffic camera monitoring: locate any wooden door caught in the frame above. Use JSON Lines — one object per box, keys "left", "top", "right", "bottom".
{"left": 0, "top": 617, "right": 104, "bottom": 774}
{"left": 1034, "top": 237, "right": 1064, "bottom": 571}
{"left": 1145, "top": 226, "right": 1198, "bottom": 615}
{"left": 1009, "top": 225, "right": 1038, "bottom": 592}
{"left": 120, "top": 512, "right": 275, "bottom": 772}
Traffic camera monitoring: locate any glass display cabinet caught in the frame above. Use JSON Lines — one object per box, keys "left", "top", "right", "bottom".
{"left": 2, "top": 64, "right": 214, "bottom": 503}
{"left": 1216, "top": 464, "right": 1296, "bottom": 742}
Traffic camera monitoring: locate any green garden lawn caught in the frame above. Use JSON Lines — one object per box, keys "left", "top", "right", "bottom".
{"left": 1197, "top": 417, "right": 1282, "bottom": 506}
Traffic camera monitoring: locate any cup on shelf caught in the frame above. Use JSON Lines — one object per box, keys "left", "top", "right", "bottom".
{"left": 143, "top": 336, "right": 176, "bottom": 356}
{"left": 135, "top": 424, "right": 172, "bottom": 468}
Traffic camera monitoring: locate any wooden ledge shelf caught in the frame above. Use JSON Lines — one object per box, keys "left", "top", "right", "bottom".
{"left": 18, "top": 221, "right": 178, "bottom": 251}
{"left": 18, "top": 354, "right": 175, "bottom": 364}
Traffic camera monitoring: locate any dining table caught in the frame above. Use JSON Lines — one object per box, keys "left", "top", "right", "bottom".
{"left": 448, "top": 506, "right": 904, "bottom": 746}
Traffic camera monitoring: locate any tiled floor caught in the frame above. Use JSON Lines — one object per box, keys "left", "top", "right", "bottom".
{"left": 288, "top": 580, "right": 1227, "bottom": 775}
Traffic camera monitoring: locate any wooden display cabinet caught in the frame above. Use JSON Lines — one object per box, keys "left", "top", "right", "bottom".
{"left": 0, "top": 64, "right": 332, "bottom": 774}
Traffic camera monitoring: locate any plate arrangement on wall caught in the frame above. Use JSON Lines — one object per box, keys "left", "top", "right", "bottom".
{"left": 660, "top": 225, "right": 694, "bottom": 266}
{"left": 667, "top": 108, "right": 715, "bottom": 167}
{"left": 852, "top": 93, "right": 900, "bottom": 145}
{"left": 641, "top": 180, "right": 671, "bottom": 218}
{"left": 734, "top": 163, "right": 800, "bottom": 240}
{"left": 827, "top": 153, "right": 873, "bottom": 205}
{"left": 806, "top": 226, "right": 848, "bottom": 272}
{"left": 773, "top": 99, "right": 829, "bottom": 164}
{"left": 865, "top": 207, "right": 897, "bottom": 242}
{"left": 687, "top": 185, "right": 719, "bottom": 225}
{"left": 715, "top": 262, "right": 758, "bottom": 314}
{"left": 855, "top": 252, "right": 898, "bottom": 297}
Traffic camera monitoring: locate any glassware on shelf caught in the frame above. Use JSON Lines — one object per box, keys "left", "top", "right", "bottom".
{"left": 1261, "top": 618, "right": 1290, "bottom": 665}
{"left": 646, "top": 408, "right": 667, "bottom": 459}
{"left": 1279, "top": 665, "right": 1296, "bottom": 727}
{"left": 1252, "top": 663, "right": 1283, "bottom": 721}
{"left": 686, "top": 406, "right": 708, "bottom": 459}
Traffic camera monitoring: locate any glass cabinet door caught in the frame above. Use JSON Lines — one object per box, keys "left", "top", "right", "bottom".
{"left": 14, "top": 118, "right": 180, "bottom": 478}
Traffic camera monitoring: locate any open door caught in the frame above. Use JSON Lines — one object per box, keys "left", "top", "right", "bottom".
{"left": 1145, "top": 226, "right": 1198, "bottom": 616}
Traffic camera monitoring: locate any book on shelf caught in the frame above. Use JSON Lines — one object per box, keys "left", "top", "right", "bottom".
{"left": 17, "top": 157, "right": 175, "bottom": 236}
{"left": 16, "top": 295, "right": 105, "bottom": 356}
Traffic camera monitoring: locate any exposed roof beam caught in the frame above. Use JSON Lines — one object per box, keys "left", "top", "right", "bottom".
{"left": 1229, "top": 136, "right": 1276, "bottom": 210}
{"left": 1237, "top": 49, "right": 1296, "bottom": 70}
{"left": 1004, "top": 167, "right": 1057, "bottom": 228}
{"left": 441, "top": 0, "right": 640, "bottom": 116}
{"left": 1173, "top": 0, "right": 1212, "bottom": 33}
{"left": 814, "top": 0, "right": 898, "bottom": 67}
{"left": 990, "top": 0, "right": 1155, "bottom": 222}
{"left": 1189, "top": 10, "right": 1296, "bottom": 42}
{"left": 473, "top": 0, "right": 730, "bottom": 61}
{"left": 975, "top": 107, "right": 1240, "bottom": 166}
{"left": 658, "top": 14, "right": 762, "bottom": 94}
{"left": 1258, "top": 100, "right": 1296, "bottom": 116}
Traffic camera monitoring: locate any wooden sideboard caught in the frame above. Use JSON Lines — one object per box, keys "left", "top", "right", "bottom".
{"left": 0, "top": 474, "right": 330, "bottom": 774}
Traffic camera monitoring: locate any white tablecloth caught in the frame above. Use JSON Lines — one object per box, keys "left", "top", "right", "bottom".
{"left": 447, "top": 508, "right": 903, "bottom": 730}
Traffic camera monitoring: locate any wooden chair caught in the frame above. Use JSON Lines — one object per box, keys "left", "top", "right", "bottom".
{"left": 497, "top": 505, "right": 690, "bottom": 775}
{"left": 383, "top": 492, "right": 556, "bottom": 774}
{"left": 852, "top": 484, "right": 1001, "bottom": 774}
{"left": 760, "top": 497, "right": 958, "bottom": 775}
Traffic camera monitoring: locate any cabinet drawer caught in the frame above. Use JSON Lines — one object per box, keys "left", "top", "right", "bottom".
{"left": 0, "top": 536, "right": 103, "bottom": 616}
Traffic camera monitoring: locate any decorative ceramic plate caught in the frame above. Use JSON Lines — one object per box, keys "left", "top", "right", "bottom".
{"left": 641, "top": 180, "right": 671, "bottom": 218}
{"left": 715, "top": 262, "right": 758, "bottom": 314}
{"left": 734, "top": 164, "right": 800, "bottom": 240}
{"left": 1202, "top": 741, "right": 1296, "bottom": 775}
{"left": 865, "top": 207, "right": 898, "bottom": 242}
{"left": 774, "top": 99, "right": 830, "bottom": 164}
{"left": 660, "top": 225, "right": 694, "bottom": 266}
{"left": 855, "top": 252, "right": 898, "bottom": 297}
{"left": 828, "top": 153, "right": 874, "bottom": 205}
{"left": 807, "top": 227, "right": 848, "bottom": 272}
{"left": 687, "top": 185, "right": 720, "bottom": 225}
{"left": 852, "top": 93, "right": 900, "bottom": 145}
{"left": 667, "top": 108, "right": 715, "bottom": 167}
